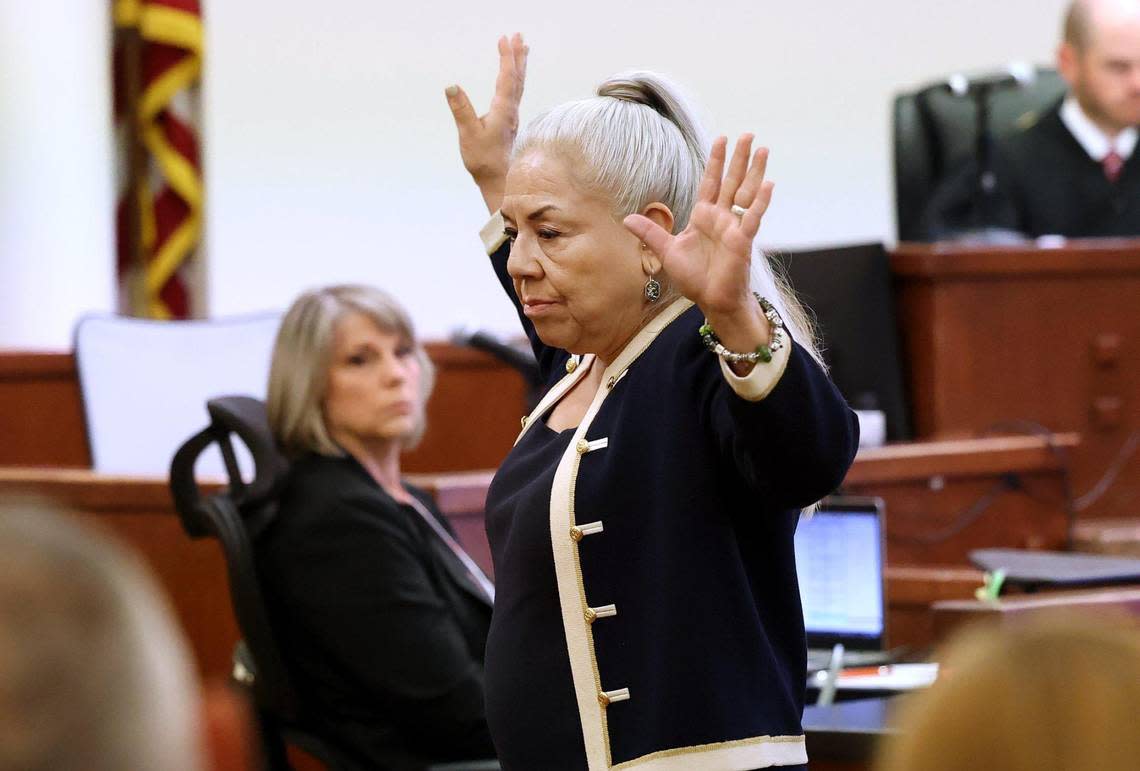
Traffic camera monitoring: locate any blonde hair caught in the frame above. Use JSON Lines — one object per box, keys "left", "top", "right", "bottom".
{"left": 267, "top": 285, "right": 436, "bottom": 458}
{"left": 514, "top": 70, "right": 824, "bottom": 368}
{"left": 875, "top": 613, "right": 1140, "bottom": 771}
{"left": 0, "top": 505, "right": 203, "bottom": 771}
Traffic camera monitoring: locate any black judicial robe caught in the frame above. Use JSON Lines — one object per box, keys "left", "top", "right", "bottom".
{"left": 921, "top": 100, "right": 1140, "bottom": 239}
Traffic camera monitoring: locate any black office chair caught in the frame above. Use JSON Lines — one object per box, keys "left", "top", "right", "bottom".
{"left": 171, "top": 396, "right": 502, "bottom": 771}
{"left": 893, "top": 67, "right": 1067, "bottom": 241}
{"left": 170, "top": 395, "right": 368, "bottom": 770}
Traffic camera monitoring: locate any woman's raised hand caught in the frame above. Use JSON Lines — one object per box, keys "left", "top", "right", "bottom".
{"left": 445, "top": 34, "right": 528, "bottom": 214}
{"left": 624, "top": 135, "right": 775, "bottom": 355}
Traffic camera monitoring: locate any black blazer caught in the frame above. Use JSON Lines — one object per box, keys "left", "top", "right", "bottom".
{"left": 479, "top": 223, "right": 859, "bottom": 769}
{"left": 255, "top": 452, "right": 495, "bottom": 770}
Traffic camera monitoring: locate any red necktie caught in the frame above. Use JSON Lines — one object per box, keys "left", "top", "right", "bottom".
{"left": 1103, "top": 150, "right": 1124, "bottom": 184}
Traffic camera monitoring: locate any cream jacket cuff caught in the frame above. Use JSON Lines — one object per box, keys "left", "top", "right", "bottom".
{"left": 481, "top": 211, "right": 508, "bottom": 254}
{"left": 718, "top": 337, "right": 792, "bottom": 401}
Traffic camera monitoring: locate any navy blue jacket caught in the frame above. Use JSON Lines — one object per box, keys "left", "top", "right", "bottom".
{"left": 482, "top": 220, "right": 859, "bottom": 770}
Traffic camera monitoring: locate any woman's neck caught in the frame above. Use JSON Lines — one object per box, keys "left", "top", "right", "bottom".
{"left": 595, "top": 298, "right": 673, "bottom": 367}
{"left": 334, "top": 432, "right": 409, "bottom": 503}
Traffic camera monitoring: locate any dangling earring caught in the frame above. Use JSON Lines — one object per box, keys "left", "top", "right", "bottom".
{"left": 644, "top": 276, "right": 662, "bottom": 303}
{"left": 641, "top": 242, "right": 662, "bottom": 303}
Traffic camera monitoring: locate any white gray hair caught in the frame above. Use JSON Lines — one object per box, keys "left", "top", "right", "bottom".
{"left": 267, "top": 284, "right": 436, "bottom": 458}
{"left": 514, "top": 71, "right": 824, "bottom": 368}
{"left": 0, "top": 506, "right": 203, "bottom": 771}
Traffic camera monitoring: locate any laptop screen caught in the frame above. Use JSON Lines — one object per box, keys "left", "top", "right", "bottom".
{"left": 794, "top": 498, "right": 885, "bottom": 649}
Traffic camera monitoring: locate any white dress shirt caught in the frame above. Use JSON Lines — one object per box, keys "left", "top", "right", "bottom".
{"left": 1059, "top": 97, "right": 1138, "bottom": 162}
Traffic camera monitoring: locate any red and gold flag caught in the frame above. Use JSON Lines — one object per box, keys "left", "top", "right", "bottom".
{"left": 113, "top": 0, "right": 203, "bottom": 319}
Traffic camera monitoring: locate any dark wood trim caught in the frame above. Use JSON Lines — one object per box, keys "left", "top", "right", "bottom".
{"left": 0, "top": 351, "right": 77, "bottom": 378}
{"left": 846, "top": 433, "right": 1079, "bottom": 485}
{"left": 892, "top": 240, "right": 1140, "bottom": 278}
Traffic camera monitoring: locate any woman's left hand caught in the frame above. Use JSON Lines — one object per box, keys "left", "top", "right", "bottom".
{"left": 624, "top": 135, "right": 774, "bottom": 353}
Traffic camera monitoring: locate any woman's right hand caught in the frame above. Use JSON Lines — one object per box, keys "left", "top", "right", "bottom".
{"left": 445, "top": 34, "right": 528, "bottom": 214}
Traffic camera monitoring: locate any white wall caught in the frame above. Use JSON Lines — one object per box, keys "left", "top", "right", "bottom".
{"left": 1, "top": 0, "right": 1069, "bottom": 347}
{"left": 0, "top": 3, "right": 115, "bottom": 348}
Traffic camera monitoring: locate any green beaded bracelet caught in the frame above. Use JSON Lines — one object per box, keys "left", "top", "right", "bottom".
{"left": 699, "top": 293, "right": 786, "bottom": 364}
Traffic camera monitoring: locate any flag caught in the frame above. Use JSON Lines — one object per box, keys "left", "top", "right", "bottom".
{"left": 113, "top": 0, "right": 204, "bottom": 319}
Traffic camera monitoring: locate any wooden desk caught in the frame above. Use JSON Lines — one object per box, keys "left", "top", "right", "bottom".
{"left": 803, "top": 697, "right": 897, "bottom": 771}
{"left": 892, "top": 240, "right": 1140, "bottom": 521}
{"left": 0, "top": 468, "right": 498, "bottom": 682}
{"left": 843, "top": 433, "right": 1078, "bottom": 565}
{"left": 932, "top": 585, "right": 1140, "bottom": 642}
{"left": 0, "top": 435, "right": 1068, "bottom": 674}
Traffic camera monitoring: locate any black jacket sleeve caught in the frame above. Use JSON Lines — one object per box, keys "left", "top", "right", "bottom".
{"left": 684, "top": 333, "right": 861, "bottom": 510}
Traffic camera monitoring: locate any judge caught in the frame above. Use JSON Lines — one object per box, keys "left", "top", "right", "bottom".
{"left": 925, "top": 0, "right": 1140, "bottom": 239}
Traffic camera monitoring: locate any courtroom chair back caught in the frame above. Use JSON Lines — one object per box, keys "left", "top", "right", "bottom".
{"left": 170, "top": 395, "right": 365, "bottom": 770}
{"left": 74, "top": 312, "right": 282, "bottom": 476}
{"left": 893, "top": 68, "right": 1066, "bottom": 242}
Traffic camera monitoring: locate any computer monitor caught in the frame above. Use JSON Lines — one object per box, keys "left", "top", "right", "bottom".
{"left": 770, "top": 243, "right": 912, "bottom": 440}
{"left": 795, "top": 497, "right": 886, "bottom": 651}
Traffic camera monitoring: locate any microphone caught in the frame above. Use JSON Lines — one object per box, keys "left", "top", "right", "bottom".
{"left": 945, "top": 62, "right": 1036, "bottom": 97}
{"left": 451, "top": 326, "right": 542, "bottom": 387}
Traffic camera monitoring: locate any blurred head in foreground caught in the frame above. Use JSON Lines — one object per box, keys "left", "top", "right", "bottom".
{"left": 874, "top": 612, "right": 1140, "bottom": 771}
{"left": 0, "top": 504, "right": 249, "bottom": 771}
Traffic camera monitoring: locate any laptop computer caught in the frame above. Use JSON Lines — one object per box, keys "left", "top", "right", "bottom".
{"left": 794, "top": 496, "right": 891, "bottom": 672}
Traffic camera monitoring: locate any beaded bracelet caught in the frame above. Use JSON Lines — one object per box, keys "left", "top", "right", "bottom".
{"left": 698, "top": 293, "right": 786, "bottom": 364}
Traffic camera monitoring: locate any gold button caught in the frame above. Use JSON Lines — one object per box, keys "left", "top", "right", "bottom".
{"left": 584, "top": 607, "right": 597, "bottom": 624}
{"left": 569, "top": 526, "right": 583, "bottom": 542}
{"left": 565, "top": 357, "right": 578, "bottom": 373}
{"left": 576, "top": 439, "right": 589, "bottom": 454}
{"left": 520, "top": 416, "right": 528, "bottom": 429}
{"left": 606, "top": 376, "right": 616, "bottom": 389}
{"left": 597, "top": 692, "right": 611, "bottom": 707}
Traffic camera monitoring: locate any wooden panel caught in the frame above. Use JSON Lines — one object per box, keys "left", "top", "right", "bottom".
{"left": 885, "top": 566, "right": 984, "bottom": 652}
{"left": 0, "top": 468, "right": 499, "bottom": 683}
{"left": 845, "top": 434, "right": 1076, "bottom": 485}
{"left": 0, "top": 469, "right": 236, "bottom": 681}
{"left": 844, "top": 435, "right": 1076, "bottom": 565}
{"left": 0, "top": 344, "right": 528, "bottom": 474}
{"left": 0, "top": 352, "right": 90, "bottom": 467}
{"left": 892, "top": 241, "right": 1140, "bottom": 522}
{"left": 403, "top": 343, "right": 528, "bottom": 473}
{"left": 892, "top": 239, "right": 1140, "bottom": 277}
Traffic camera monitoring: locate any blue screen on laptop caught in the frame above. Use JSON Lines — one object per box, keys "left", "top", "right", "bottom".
{"left": 794, "top": 507, "right": 884, "bottom": 641}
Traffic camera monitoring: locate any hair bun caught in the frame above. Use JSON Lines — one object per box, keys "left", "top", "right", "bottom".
{"left": 597, "top": 74, "right": 670, "bottom": 115}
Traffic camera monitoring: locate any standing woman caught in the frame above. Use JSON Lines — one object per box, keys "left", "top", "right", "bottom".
{"left": 257, "top": 285, "right": 496, "bottom": 770}
{"left": 446, "top": 37, "right": 859, "bottom": 770}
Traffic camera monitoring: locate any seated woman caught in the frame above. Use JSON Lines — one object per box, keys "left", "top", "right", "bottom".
{"left": 256, "top": 285, "right": 496, "bottom": 770}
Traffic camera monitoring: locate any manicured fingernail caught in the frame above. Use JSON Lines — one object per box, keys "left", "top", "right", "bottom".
{"left": 445, "top": 85, "right": 458, "bottom": 97}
